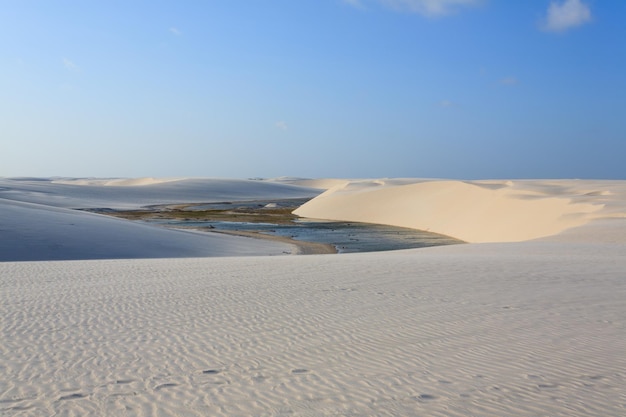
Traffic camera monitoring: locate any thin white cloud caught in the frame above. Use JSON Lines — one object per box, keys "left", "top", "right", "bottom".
{"left": 439, "top": 99, "right": 458, "bottom": 108}
{"left": 342, "top": 0, "right": 364, "bottom": 7}
{"left": 542, "top": 0, "right": 591, "bottom": 32}
{"left": 499, "top": 76, "right": 519, "bottom": 86}
{"left": 169, "top": 27, "right": 181, "bottom": 36}
{"left": 63, "top": 58, "right": 78, "bottom": 72}
{"left": 275, "top": 121, "right": 288, "bottom": 131}
{"left": 369, "top": 0, "right": 482, "bottom": 17}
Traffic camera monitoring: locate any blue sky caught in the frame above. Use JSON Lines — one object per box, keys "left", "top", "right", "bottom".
{"left": 2, "top": 0, "right": 625, "bottom": 179}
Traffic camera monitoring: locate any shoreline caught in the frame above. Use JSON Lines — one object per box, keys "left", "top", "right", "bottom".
{"left": 90, "top": 197, "right": 461, "bottom": 255}
{"left": 209, "top": 229, "right": 338, "bottom": 255}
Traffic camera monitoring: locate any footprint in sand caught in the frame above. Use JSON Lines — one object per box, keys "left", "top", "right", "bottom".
{"left": 59, "top": 393, "right": 87, "bottom": 401}
{"left": 154, "top": 383, "right": 178, "bottom": 391}
{"left": 115, "top": 379, "right": 134, "bottom": 385}
{"left": 202, "top": 369, "right": 221, "bottom": 375}
{"left": 537, "top": 383, "right": 559, "bottom": 390}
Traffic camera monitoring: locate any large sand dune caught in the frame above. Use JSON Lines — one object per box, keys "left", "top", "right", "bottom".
{"left": 294, "top": 179, "right": 622, "bottom": 243}
{"left": 0, "top": 177, "right": 320, "bottom": 261}
{"left": 2, "top": 177, "right": 625, "bottom": 416}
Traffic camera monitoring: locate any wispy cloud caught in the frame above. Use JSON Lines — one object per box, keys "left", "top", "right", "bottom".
{"left": 542, "top": 0, "right": 591, "bottom": 32}
{"left": 169, "top": 27, "right": 181, "bottom": 36}
{"left": 63, "top": 58, "right": 79, "bottom": 72}
{"left": 438, "top": 99, "right": 459, "bottom": 108}
{"left": 342, "top": 0, "right": 364, "bottom": 7}
{"left": 499, "top": 76, "right": 519, "bottom": 86}
{"left": 346, "top": 0, "right": 483, "bottom": 17}
{"left": 275, "top": 121, "right": 288, "bottom": 131}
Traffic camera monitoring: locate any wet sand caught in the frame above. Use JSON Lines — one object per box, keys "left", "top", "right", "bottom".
{"left": 210, "top": 229, "right": 337, "bottom": 255}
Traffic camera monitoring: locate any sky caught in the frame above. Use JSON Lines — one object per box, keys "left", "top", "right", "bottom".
{"left": 1, "top": 0, "right": 625, "bottom": 179}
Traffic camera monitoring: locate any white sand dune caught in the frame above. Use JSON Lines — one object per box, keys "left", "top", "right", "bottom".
{"left": 0, "top": 177, "right": 319, "bottom": 261}
{"left": 0, "top": 199, "right": 295, "bottom": 261}
{"left": 1, "top": 177, "right": 625, "bottom": 416}
{"left": 294, "top": 179, "right": 624, "bottom": 243}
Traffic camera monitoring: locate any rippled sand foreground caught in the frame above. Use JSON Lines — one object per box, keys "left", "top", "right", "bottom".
{"left": 3, "top": 243, "right": 625, "bottom": 416}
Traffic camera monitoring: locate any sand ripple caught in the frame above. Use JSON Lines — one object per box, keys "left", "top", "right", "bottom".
{"left": 2, "top": 244, "right": 625, "bottom": 416}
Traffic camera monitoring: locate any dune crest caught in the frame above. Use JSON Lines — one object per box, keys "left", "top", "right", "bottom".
{"left": 294, "top": 180, "right": 607, "bottom": 243}
{"left": 276, "top": 178, "right": 352, "bottom": 190}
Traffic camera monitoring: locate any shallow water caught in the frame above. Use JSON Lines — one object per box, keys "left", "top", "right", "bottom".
{"left": 148, "top": 218, "right": 462, "bottom": 253}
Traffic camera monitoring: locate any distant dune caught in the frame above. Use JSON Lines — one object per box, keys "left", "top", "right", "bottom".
{"left": 51, "top": 177, "right": 185, "bottom": 187}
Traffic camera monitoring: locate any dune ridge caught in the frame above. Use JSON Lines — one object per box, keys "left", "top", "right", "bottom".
{"left": 51, "top": 177, "right": 185, "bottom": 186}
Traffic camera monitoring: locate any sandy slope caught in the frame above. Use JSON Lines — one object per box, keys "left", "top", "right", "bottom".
{"left": 1, "top": 177, "right": 626, "bottom": 416}
{"left": 0, "top": 177, "right": 320, "bottom": 261}
{"left": 0, "top": 199, "right": 295, "bottom": 261}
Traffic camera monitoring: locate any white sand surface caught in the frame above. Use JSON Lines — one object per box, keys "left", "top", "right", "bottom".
{"left": 2, "top": 178, "right": 626, "bottom": 416}
{"left": 2, "top": 243, "right": 625, "bottom": 416}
